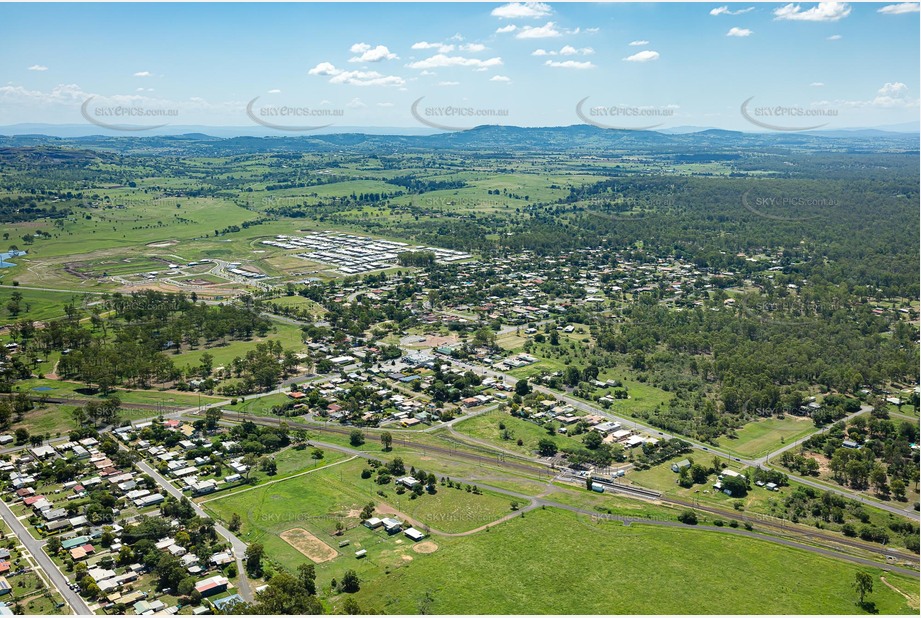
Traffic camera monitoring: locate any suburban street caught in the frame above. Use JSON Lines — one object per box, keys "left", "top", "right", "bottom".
{"left": 0, "top": 498, "right": 92, "bottom": 615}
{"left": 132, "top": 459, "right": 254, "bottom": 603}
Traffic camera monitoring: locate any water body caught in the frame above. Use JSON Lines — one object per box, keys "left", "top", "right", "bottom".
{"left": 0, "top": 250, "right": 26, "bottom": 268}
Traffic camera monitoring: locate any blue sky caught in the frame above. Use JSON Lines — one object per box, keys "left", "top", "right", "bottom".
{"left": 1, "top": 2, "right": 918, "bottom": 132}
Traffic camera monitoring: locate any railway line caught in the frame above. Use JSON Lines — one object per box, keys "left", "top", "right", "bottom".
{"left": 214, "top": 410, "right": 919, "bottom": 569}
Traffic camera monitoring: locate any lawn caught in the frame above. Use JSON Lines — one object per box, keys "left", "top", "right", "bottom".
{"left": 723, "top": 415, "right": 818, "bottom": 458}
{"left": 168, "top": 318, "right": 305, "bottom": 369}
{"left": 451, "top": 411, "right": 583, "bottom": 457}
{"left": 349, "top": 507, "right": 919, "bottom": 615}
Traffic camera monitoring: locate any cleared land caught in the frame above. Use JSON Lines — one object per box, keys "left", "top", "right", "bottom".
{"left": 280, "top": 528, "right": 339, "bottom": 563}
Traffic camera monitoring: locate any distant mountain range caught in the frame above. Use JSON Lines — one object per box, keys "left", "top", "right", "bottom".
{"left": 0, "top": 124, "right": 917, "bottom": 157}
{"left": 0, "top": 121, "right": 917, "bottom": 139}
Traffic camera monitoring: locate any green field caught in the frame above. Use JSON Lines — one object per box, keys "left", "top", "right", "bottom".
{"left": 169, "top": 318, "right": 305, "bottom": 369}
{"left": 723, "top": 415, "right": 818, "bottom": 458}
{"left": 348, "top": 507, "right": 918, "bottom": 614}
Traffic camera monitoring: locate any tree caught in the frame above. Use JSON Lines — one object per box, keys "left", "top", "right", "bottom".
{"left": 891, "top": 478, "right": 907, "bottom": 501}
{"left": 582, "top": 430, "right": 603, "bottom": 450}
{"left": 297, "top": 563, "right": 317, "bottom": 596}
{"left": 537, "top": 438, "right": 558, "bottom": 456}
{"left": 244, "top": 543, "right": 264, "bottom": 577}
{"left": 678, "top": 510, "right": 698, "bottom": 525}
{"left": 244, "top": 572, "right": 322, "bottom": 614}
{"left": 228, "top": 512, "right": 242, "bottom": 533}
{"left": 380, "top": 431, "right": 393, "bottom": 451}
{"left": 360, "top": 502, "right": 375, "bottom": 521}
{"left": 350, "top": 429, "right": 365, "bottom": 447}
{"left": 853, "top": 571, "right": 873, "bottom": 605}
{"left": 204, "top": 407, "right": 222, "bottom": 430}
{"left": 514, "top": 378, "right": 531, "bottom": 396}
{"left": 339, "top": 569, "right": 360, "bottom": 593}
{"left": 342, "top": 597, "right": 363, "bottom": 615}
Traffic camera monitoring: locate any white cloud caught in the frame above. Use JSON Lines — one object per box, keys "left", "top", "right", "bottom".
{"left": 710, "top": 6, "right": 755, "bottom": 16}
{"left": 420, "top": 70, "right": 436, "bottom": 76}
{"left": 308, "top": 62, "right": 405, "bottom": 86}
{"left": 267, "top": 88, "right": 281, "bottom": 94}
{"left": 877, "top": 3, "right": 920, "bottom": 14}
{"left": 773, "top": 2, "right": 851, "bottom": 22}
{"left": 726, "top": 27, "right": 753, "bottom": 37}
{"left": 0, "top": 83, "right": 90, "bottom": 105}
{"left": 460, "top": 43, "right": 486, "bottom": 52}
{"left": 820, "top": 82, "right": 919, "bottom": 109}
{"left": 628, "top": 40, "right": 649, "bottom": 46}
{"left": 544, "top": 60, "right": 595, "bottom": 69}
{"left": 496, "top": 24, "right": 518, "bottom": 34}
{"left": 515, "top": 21, "right": 562, "bottom": 39}
{"left": 490, "top": 75, "right": 512, "bottom": 82}
{"left": 133, "top": 71, "right": 152, "bottom": 77}
{"left": 28, "top": 64, "right": 48, "bottom": 71}
{"left": 349, "top": 43, "right": 398, "bottom": 63}
{"left": 871, "top": 83, "right": 917, "bottom": 106}
{"left": 585, "top": 27, "right": 600, "bottom": 33}
{"left": 827, "top": 34, "right": 842, "bottom": 40}
{"left": 533, "top": 45, "right": 593, "bottom": 56}
{"left": 623, "top": 50, "right": 660, "bottom": 62}
{"left": 412, "top": 41, "right": 456, "bottom": 53}
{"left": 405, "top": 54, "right": 503, "bottom": 70}
{"left": 810, "top": 82, "right": 825, "bottom": 87}
{"left": 347, "top": 97, "right": 367, "bottom": 108}
{"left": 438, "top": 81, "right": 460, "bottom": 86}
{"left": 492, "top": 2, "right": 552, "bottom": 19}
{"left": 377, "top": 102, "right": 394, "bottom": 107}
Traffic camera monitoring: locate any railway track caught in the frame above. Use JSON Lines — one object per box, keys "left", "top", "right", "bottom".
{"left": 217, "top": 411, "right": 920, "bottom": 568}
{"left": 220, "top": 411, "right": 549, "bottom": 476}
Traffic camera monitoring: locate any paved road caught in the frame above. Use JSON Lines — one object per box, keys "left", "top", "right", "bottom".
{"left": 0, "top": 499, "right": 93, "bottom": 614}
{"left": 133, "top": 459, "right": 254, "bottom": 602}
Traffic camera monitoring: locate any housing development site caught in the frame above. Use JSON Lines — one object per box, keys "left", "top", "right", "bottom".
{"left": 262, "top": 232, "right": 472, "bottom": 274}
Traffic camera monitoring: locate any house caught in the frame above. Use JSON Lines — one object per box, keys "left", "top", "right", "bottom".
{"left": 0, "top": 579, "right": 10, "bottom": 596}
{"left": 765, "top": 482, "right": 779, "bottom": 492}
{"left": 61, "top": 536, "right": 90, "bottom": 550}
{"left": 397, "top": 476, "right": 420, "bottom": 489}
{"left": 842, "top": 440, "right": 860, "bottom": 449}
{"left": 590, "top": 483, "right": 605, "bottom": 493}
{"left": 134, "top": 599, "right": 166, "bottom": 614}
{"left": 363, "top": 517, "right": 383, "bottom": 529}
{"left": 195, "top": 575, "right": 230, "bottom": 598}
{"left": 355, "top": 549, "right": 367, "bottom": 559}
{"left": 211, "top": 594, "right": 244, "bottom": 612}
{"left": 209, "top": 551, "right": 234, "bottom": 566}
{"left": 134, "top": 493, "right": 165, "bottom": 508}
{"left": 381, "top": 517, "right": 402, "bottom": 534}
{"left": 404, "top": 527, "right": 425, "bottom": 542}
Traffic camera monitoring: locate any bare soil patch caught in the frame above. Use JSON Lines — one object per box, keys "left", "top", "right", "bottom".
{"left": 412, "top": 541, "right": 438, "bottom": 554}
{"left": 147, "top": 240, "right": 179, "bottom": 248}
{"left": 280, "top": 528, "right": 338, "bottom": 563}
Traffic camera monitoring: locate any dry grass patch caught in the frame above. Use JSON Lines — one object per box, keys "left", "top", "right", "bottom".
{"left": 280, "top": 527, "right": 338, "bottom": 563}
